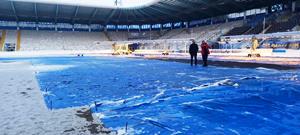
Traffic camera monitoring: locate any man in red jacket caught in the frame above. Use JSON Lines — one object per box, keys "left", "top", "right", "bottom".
{"left": 201, "top": 40, "right": 210, "bottom": 67}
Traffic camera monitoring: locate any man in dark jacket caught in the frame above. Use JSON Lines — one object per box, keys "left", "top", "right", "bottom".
{"left": 189, "top": 40, "right": 199, "bottom": 66}
{"left": 201, "top": 40, "right": 210, "bottom": 67}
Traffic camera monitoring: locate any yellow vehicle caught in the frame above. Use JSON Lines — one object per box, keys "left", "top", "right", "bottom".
{"left": 162, "top": 45, "right": 170, "bottom": 55}
{"left": 112, "top": 43, "right": 136, "bottom": 55}
{"left": 248, "top": 36, "right": 261, "bottom": 57}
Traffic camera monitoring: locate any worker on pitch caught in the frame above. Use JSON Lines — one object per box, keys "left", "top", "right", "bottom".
{"left": 200, "top": 40, "right": 210, "bottom": 67}
{"left": 189, "top": 39, "right": 199, "bottom": 66}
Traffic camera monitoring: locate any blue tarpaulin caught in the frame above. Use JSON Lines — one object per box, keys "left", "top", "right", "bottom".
{"left": 2, "top": 57, "right": 300, "bottom": 135}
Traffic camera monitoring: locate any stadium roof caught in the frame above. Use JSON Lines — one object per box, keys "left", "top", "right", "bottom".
{"left": 0, "top": 0, "right": 287, "bottom": 25}
{"left": 12, "top": 0, "right": 160, "bottom": 9}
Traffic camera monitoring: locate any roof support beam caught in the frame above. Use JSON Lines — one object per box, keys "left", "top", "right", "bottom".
{"left": 156, "top": 2, "right": 194, "bottom": 20}
{"left": 225, "top": 0, "right": 244, "bottom": 11}
{"left": 148, "top": 5, "right": 185, "bottom": 21}
{"left": 10, "top": 1, "right": 19, "bottom": 22}
{"left": 125, "top": 10, "right": 129, "bottom": 24}
{"left": 175, "top": 0, "right": 214, "bottom": 17}
{"left": 116, "top": 10, "right": 123, "bottom": 24}
{"left": 197, "top": 0, "right": 226, "bottom": 12}
{"left": 88, "top": 8, "right": 98, "bottom": 24}
{"left": 72, "top": 6, "right": 79, "bottom": 24}
{"left": 136, "top": 9, "right": 163, "bottom": 24}
{"left": 55, "top": 4, "right": 59, "bottom": 23}
{"left": 34, "top": 3, "right": 38, "bottom": 22}
{"left": 128, "top": 9, "right": 138, "bottom": 24}
{"left": 142, "top": 8, "right": 172, "bottom": 23}
{"left": 104, "top": 9, "right": 117, "bottom": 25}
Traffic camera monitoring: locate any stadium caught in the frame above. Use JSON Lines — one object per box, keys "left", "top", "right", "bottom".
{"left": 0, "top": 0, "right": 299, "bottom": 134}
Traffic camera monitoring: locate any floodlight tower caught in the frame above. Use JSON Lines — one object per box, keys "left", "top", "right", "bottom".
{"left": 115, "top": 0, "right": 122, "bottom": 7}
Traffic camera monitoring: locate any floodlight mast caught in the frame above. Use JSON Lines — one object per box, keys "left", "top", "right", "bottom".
{"left": 115, "top": 0, "right": 122, "bottom": 7}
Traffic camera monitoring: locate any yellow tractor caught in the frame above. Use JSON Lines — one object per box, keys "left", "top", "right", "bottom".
{"left": 112, "top": 43, "right": 135, "bottom": 55}
{"left": 162, "top": 45, "right": 170, "bottom": 55}
{"left": 248, "top": 36, "right": 261, "bottom": 57}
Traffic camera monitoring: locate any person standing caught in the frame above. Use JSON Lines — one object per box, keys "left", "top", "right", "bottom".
{"left": 189, "top": 39, "right": 199, "bottom": 66}
{"left": 201, "top": 40, "right": 210, "bottom": 67}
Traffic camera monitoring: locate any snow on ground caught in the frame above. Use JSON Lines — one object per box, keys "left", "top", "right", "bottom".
{"left": 0, "top": 50, "right": 113, "bottom": 58}
{"left": 0, "top": 50, "right": 299, "bottom": 67}
{"left": 31, "top": 64, "right": 75, "bottom": 73}
{"left": 144, "top": 54, "right": 300, "bottom": 67}
{"left": 0, "top": 62, "right": 112, "bottom": 135}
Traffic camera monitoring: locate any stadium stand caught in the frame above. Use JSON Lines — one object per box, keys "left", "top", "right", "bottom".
{"left": 266, "top": 22, "right": 296, "bottom": 33}
{"left": 263, "top": 12, "right": 299, "bottom": 33}
{"left": 105, "top": 31, "right": 161, "bottom": 41}
{"left": 225, "top": 11, "right": 300, "bottom": 36}
{"left": 20, "top": 31, "right": 110, "bottom": 50}
{"left": 106, "top": 31, "right": 128, "bottom": 41}
{"left": 128, "top": 31, "right": 161, "bottom": 40}
{"left": 159, "top": 20, "right": 243, "bottom": 40}
{"left": 244, "top": 24, "right": 270, "bottom": 35}
{"left": 224, "top": 26, "right": 252, "bottom": 36}
{"left": 5, "top": 30, "right": 17, "bottom": 45}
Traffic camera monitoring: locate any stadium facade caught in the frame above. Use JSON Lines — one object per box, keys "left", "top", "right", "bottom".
{"left": 0, "top": 0, "right": 299, "bottom": 55}
{"left": 0, "top": 0, "right": 298, "bottom": 31}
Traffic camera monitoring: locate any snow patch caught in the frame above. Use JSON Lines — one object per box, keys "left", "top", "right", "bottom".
{"left": 41, "top": 91, "right": 55, "bottom": 96}
{"left": 91, "top": 95, "right": 143, "bottom": 107}
{"left": 241, "top": 76, "right": 261, "bottom": 80}
{"left": 31, "top": 64, "right": 75, "bottom": 72}
{"left": 256, "top": 67, "right": 278, "bottom": 71}
{"left": 187, "top": 79, "right": 238, "bottom": 91}
{"left": 93, "top": 113, "right": 106, "bottom": 119}
{"left": 181, "top": 99, "right": 216, "bottom": 105}
{"left": 228, "top": 128, "right": 241, "bottom": 135}
{"left": 242, "top": 111, "right": 253, "bottom": 115}
{"left": 0, "top": 62, "right": 108, "bottom": 135}
{"left": 176, "top": 73, "right": 186, "bottom": 75}
{"left": 114, "top": 126, "right": 135, "bottom": 135}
